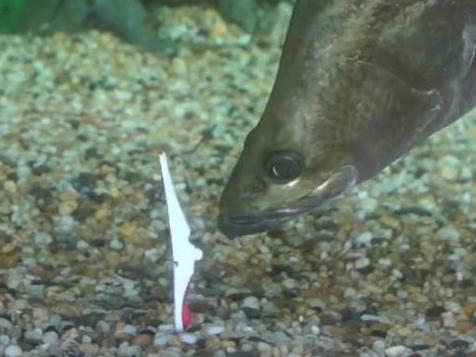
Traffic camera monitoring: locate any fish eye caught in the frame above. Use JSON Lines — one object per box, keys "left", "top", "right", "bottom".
{"left": 265, "top": 151, "right": 303, "bottom": 184}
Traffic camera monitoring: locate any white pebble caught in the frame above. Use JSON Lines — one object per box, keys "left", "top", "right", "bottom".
{"left": 82, "top": 335, "right": 93, "bottom": 344}
{"left": 392, "top": 269, "right": 403, "bottom": 279}
{"left": 42, "top": 331, "right": 59, "bottom": 345}
{"left": 257, "top": 341, "right": 272, "bottom": 352}
{"left": 442, "top": 311, "right": 457, "bottom": 328}
{"left": 355, "top": 257, "right": 371, "bottom": 269}
{"left": 372, "top": 339, "right": 386, "bottom": 351}
{"left": 54, "top": 215, "right": 75, "bottom": 233}
{"left": 385, "top": 345, "right": 412, "bottom": 357}
{"left": 436, "top": 226, "right": 460, "bottom": 241}
{"left": 354, "top": 232, "right": 373, "bottom": 246}
{"left": 307, "top": 298, "right": 326, "bottom": 310}
{"left": 437, "top": 155, "right": 460, "bottom": 180}
{"left": 16, "top": 165, "right": 31, "bottom": 179}
{"left": 4, "top": 344, "right": 22, "bottom": 357}
{"left": 181, "top": 332, "right": 198, "bottom": 344}
{"left": 282, "top": 278, "right": 298, "bottom": 290}
{"left": 361, "top": 314, "right": 389, "bottom": 323}
{"left": 157, "top": 324, "right": 174, "bottom": 332}
{"left": 205, "top": 325, "right": 225, "bottom": 335}
{"left": 361, "top": 197, "right": 377, "bottom": 213}
{"left": 3, "top": 181, "right": 16, "bottom": 193}
{"left": 76, "top": 240, "right": 90, "bottom": 251}
{"left": 378, "top": 258, "right": 392, "bottom": 267}
{"left": 118, "top": 344, "right": 143, "bottom": 357}
{"left": 34, "top": 232, "right": 53, "bottom": 246}
{"left": 144, "top": 248, "right": 161, "bottom": 262}
{"left": 0, "top": 318, "right": 12, "bottom": 332}
{"left": 0, "top": 334, "right": 10, "bottom": 345}
{"left": 122, "top": 325, "right": 137, "bottom": 336}
{"left": 110, "top": 239, "right": 124, "bottom": 251}
{"left": 96, "top": 321, "right": 111, "bottom": 334}
{"left": 242, "top": 296, "right": 260, "bottom": 310}
{"left": 114, "top": 89, "right": 132, "bottom": 101}
{"left": 153, "top": 333, "right": 170, "bottom": 347}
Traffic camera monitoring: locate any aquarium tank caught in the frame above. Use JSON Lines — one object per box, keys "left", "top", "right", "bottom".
{"left": 0, "top": 0, "right": 475, "bottom": 356}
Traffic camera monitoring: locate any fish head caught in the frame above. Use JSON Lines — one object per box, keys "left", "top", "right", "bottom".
{"left": 218, "top": 96, "right": 359, "bottom": 237}
{"left": 218, "top": 0, "right": 474, "bottom": 237}
{"left": 217, "top": 1, "right": 362, "bottom": 237}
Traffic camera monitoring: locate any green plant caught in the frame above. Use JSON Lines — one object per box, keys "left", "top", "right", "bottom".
{"left": 0, "top": 0, "right": 26, "bottom": 33}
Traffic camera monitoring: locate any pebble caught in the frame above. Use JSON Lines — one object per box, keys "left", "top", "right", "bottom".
{"left": 262, "top": 301, "right": 279, "bottom": 317}
{"left": 118, "top": 344, "right": 143, "bottom": 357}
{"left": 96, "top": 320, "right": 111, "bottom": 334}
{"left": 354, "top": 231, "right": 374, "bottom": 247}
{"left": 24, "top": 329, "right": 43, "bottom": 343}
{"left": 372, "top": 339, "right": 386, "bottom": 351}
{"left": 54, "top": 214, "right": 75, "bottom": 233}
{"left": 153, "top": 333, "right": 171, "bottom": 347}
{"left": 180, "top": 333, "right": 199, "bottom": 344}
{"left": 3, "top": 181, "right": 17, "bottom": 194}
{"left": 76, "top": 239, "right": 90, "bottom": 250}
{"left": 242, "top": 296, "right": 260, "bottom": 310}
{"left": 34, "top": 232, "right": 53, "bottom": 246}
{"left": 123, "top": 324, "right": 138, "bottom": 336}
{"left": 0, "top": 335, "right": 10, "bottom": 345}
{"left": 355, "top": 257, "right": 371, "bottom": 269}
{"left": 282, "top": 278, "right": 298, "bottom": 290}
{"left": 437, "top": 155, "right": 460, "bottom": 180}
{"left": 157, "top": 351, "right": 182, "bottom": 357}
{"left": 436, "top": 226, "right": 460, "bottom": 241}
{"left": 43, "top": 330, "right": 59, "bottom": 345}
{"left": 360, "top": 197, "right": 378, "bottom": 214}
{"left": 310, "top": 325, "right": 320, "bottom": 335}
{"left": 257, "top": 341, "right": 272, "bottom": 352}
{"left": 120, "top": 222, "right": 137, "bottom": 238}
{"left": 205, "top": 325, "right": 225, "bottom": 336}
{"left": 80, "top": 343, "right": 100, "bottom": 355}
{"left": 242, "top": 296, "right": 261, "bottom": 318}
{"left": 4, "top": 344, "right": 22, "bottom": 357}
{"left": 81, "top": 335, "right": 93, "bottom": 344}
{"left": 384, "top": 345, "right": 413, "bottom": 357}
{"left": 114, "top": 323, "right": 137, "bottom": 341}
{"left": 16, "top": 164, "right": 31, "bottom": 179}
{"left": 110, "top": 239, "right": 125, "bottom": 251}
{"left": 442, "top": 311, "right": 457, "bottom": 328}
{"left": 307, "top": 298, "right": 326, "bottom": 310}
{"left": 157, "top": 324, "right": 174, "bottom": 333}
{"left": 0, "top": 6, "right": 474, "bottom": 357}
{"left": 60, "top": 326, "right": 79, "bottom": 340}
{"left": 132, "top": 334, "right": 153, "bottom": 348}
{"left": 426, "top": 305, "right": 446, "bottom": 319}
{"left": 0, "top": 318, "right": 12, "bottom": 333}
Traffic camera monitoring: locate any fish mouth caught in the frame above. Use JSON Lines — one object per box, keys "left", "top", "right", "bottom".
{"left": 218, "top": 204, "right": 314, "bottom": 237}
{"left": 218, "top": 165, "right": 358, "bottom": 237}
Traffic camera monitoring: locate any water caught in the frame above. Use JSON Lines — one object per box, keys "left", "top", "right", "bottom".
{"left": 0, "top": 1, "right": 475, "bottom": 356}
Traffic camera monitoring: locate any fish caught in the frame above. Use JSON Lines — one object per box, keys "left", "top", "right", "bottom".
{"left": 218, "top": 0, "right": 476, "bottom": 237}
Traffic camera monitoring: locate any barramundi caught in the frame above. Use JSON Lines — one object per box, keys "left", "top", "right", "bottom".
{"left": 218, "top": 0, "right": 476, "bottom": 236}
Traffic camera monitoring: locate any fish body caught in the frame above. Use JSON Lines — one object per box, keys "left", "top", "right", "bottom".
{"left": 218, "top": 0, "right": 476, "bottom": 236}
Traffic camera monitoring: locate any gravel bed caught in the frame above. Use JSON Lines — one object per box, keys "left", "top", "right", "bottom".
{"left": 0, "top": 4, "right": 476, "bottom": 357}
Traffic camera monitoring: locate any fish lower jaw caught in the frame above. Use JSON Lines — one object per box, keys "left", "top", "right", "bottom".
{"left": 217, "top": 213, "right": 288, "bottom": 237}
{"left": 217, "top": 204, "right": 311, "bottom": 237}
